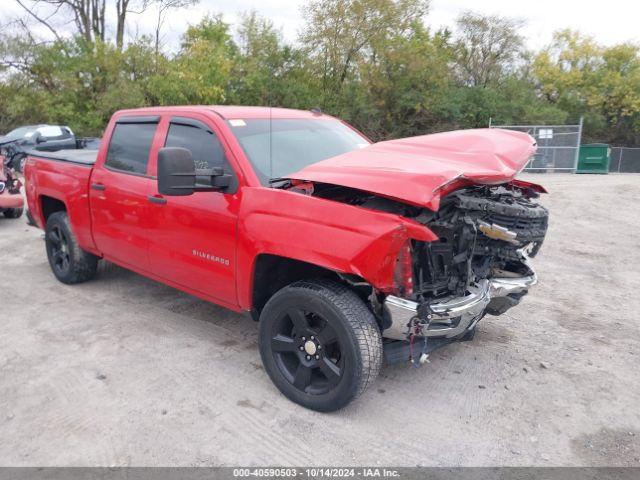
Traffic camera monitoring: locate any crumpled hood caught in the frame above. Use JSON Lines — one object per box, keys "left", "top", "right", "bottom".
{"left": 287, "top": 128, "right": 537, "bottom": 210}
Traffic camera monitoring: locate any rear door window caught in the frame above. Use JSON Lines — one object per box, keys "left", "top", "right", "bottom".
{"left": 106, "top": 121, "right": 158, "bottom": 174}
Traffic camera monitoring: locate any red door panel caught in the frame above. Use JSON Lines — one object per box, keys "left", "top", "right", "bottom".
{"left": 147, "top": 191, "right": 239, "bottom": 305}
{"left": 90, "top": 168, "right": 153, "bottom": 272}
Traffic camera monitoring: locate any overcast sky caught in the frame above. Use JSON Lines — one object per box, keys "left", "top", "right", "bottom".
{"left": 6, "top": 0, "right": 640, "bottom": 51}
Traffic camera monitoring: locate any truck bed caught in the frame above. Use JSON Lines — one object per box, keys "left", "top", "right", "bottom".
{"left": 25, "top": 149, "right": 96, "bottom": 248}
{"left": 28, "top": 149, "right": 98, "bottom": 165}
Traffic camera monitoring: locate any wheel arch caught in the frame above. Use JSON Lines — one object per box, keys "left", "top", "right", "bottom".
{"left": 249, "top": 254, "right": 369, "bottom": 320}
{"left": 39, "top": 195, "right": 67, "bottom": 224}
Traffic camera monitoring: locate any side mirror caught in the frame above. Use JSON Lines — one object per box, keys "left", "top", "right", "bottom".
{"left": 197, "top": 167, "right": 232, "bottom": 189}
{"left": 158, "top": 147, "right": 196, "bottom": 196}
{"left": 35, "top": 135, "right": 46, "bottom": 144}
{"left": 157, "top": 147, "right": 233, "bottom": 196}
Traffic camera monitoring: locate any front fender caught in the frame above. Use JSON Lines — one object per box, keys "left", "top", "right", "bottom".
{"left": 236, "top": 187, "right": 436, "bottom": 310}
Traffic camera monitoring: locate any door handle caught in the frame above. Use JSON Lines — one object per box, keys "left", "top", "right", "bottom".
{"left": 147, "top": 195, "right": 167, "bottom": 205}
{"left": 91, "top": 183, "right": 106, "bottom": 191}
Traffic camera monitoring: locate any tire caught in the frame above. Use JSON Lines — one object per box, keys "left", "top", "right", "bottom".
{"left": 45, "top": 211, "right": 98, "bottom": 284}
{"left": 3, "top": 207, "right": 23, "bottom": 219}
{"left": 259, "top": 278, "right": 382, "bottom": 412}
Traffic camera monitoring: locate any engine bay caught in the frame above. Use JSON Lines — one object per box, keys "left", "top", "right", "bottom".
{"left": 306, "top": 180, "right": 549, "bottom": 322}
{"left": 412, "top": 185, "right": 548, "bottom": 300}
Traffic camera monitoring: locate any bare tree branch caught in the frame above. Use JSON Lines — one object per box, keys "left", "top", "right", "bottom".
{"left": 151, "top": 0, "right": 198, "bottom": 58}
{"left": 14, "top": 0, "right": 64, "bottom": 43}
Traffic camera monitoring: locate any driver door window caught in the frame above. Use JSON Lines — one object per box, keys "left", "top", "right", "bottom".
{"left": 164, "top": 118, "right": 232, "bottom": 173}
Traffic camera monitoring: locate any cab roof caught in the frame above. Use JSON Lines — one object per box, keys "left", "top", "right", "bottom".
{"left": 115, "top": 105, "right": 335, "bottom": 120}
{"left": 211, "top": 106, "right": 332, "bottom": 120}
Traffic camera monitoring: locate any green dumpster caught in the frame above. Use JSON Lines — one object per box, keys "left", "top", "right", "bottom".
{"left": 577, "top": 144, "right": 610, "bottom": 174}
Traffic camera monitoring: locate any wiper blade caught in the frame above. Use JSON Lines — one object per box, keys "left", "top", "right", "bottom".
{"left": 268, "top": 177, "right": 292, "bottom": 188}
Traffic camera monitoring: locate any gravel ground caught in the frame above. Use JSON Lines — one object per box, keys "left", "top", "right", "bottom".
{"left": 0, "top": 173, "right": 639, "bottom": 467}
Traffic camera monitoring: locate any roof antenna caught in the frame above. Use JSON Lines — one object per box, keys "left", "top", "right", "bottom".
{"left": 269, "top": 104, "right": 273, "bottom": 182}
{"left": 269, "top": 66, "right": 273, "bottom": 182}
{"left": 310, "top": 107, "right": 322, "bottom": 115}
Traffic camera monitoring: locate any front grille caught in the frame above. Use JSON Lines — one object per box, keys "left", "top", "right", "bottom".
{"left": 489, "top": 212, "right": 548, "bottom": 244}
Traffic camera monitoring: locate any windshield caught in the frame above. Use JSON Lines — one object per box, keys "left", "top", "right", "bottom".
{"left": 227, "top": 118, "right": 369, "bottom": 185}
{"left": 3, "top": 126, "right": 38, "bottom": 141}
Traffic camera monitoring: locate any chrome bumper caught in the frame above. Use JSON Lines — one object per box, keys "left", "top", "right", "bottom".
{"left": 382, "top": 272, "right": 537, "bottom": 340}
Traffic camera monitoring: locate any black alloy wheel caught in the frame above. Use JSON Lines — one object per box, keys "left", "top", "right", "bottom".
{"left": 270, "top": 307, "right": 344, "bottom": 395}
{"left": 45, "top": 211, "right": 98, "bottom": 284}
{"left": 48, "top": 224, "right": 71, "bottom": 277}
{"left": 259, "top": 279, "right": 382, "bottom": 412}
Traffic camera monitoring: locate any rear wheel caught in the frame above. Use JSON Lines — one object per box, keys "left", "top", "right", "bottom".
{"left": 3, "top": 207, "right": 23, "bottom": 219}
{"left": 259, "top": 279, "right": 382, "bottom": 412}
{"left": 45, "top": 211, "right": 98, "bottom": 284}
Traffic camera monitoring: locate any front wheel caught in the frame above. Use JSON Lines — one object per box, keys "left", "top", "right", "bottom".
{"left": 259, "top": 279, "right": 382, "bottom": 412}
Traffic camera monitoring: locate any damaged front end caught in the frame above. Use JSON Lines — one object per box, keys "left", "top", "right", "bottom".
{"left": 379, "top": 183, "right": 548, "bottom": 361}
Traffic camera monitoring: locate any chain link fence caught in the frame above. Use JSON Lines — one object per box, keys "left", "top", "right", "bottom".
{"left": 489, "top": 120, "right": 583, "bottom": 172}
{"left": 610, "top": 147, "right": 640, "bottom": 173}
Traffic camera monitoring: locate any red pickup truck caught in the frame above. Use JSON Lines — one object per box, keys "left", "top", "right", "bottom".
{"left": 25, "top": 106, "right": 548, "bottom": 411}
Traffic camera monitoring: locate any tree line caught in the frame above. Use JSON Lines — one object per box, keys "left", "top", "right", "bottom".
{"left": 1, "top": 0, "right": 639, "bottom": 145}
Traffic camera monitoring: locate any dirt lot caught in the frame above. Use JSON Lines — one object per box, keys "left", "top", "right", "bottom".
{"left": 1, "top": 174, "right": 639, "bottom": 466}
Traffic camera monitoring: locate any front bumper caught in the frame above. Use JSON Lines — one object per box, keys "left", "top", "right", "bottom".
{"left": 382, "top": 271, "right": 537, "bottom": 340}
